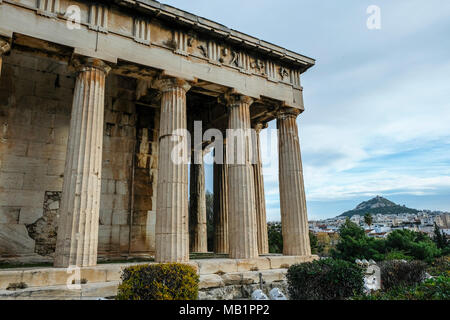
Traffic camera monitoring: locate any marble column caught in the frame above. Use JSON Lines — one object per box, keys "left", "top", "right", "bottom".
{"left": 277, "top": 108, "right": 311, "bottom": 256}
{"left": 226, "top": 94, "right": 258, "bottom": 259}
{"left": 54, "top": 58, "right": 111, "bottom": 267}
{"left": 155, "top": 77, "right": 191, "bottom": 263}
{"left": 213, "top": 142, "right": 228, "bottom": 254}
{"left": 189, "top": 149, "right": 208, "bottom": 253}
{"left": 253, "top": 123, "right": 269, "bottom": 255}
{"left": 0, "top": 39, "right": 11, "bottom": 77}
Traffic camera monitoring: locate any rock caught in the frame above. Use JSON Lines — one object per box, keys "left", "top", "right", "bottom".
{"left": 251, "top": 289, "right": 268, "bottom": 300}
{"left": 269, "top": 288, "right": 287, "bottom": 300}
{"left": 48, "top": 201, "right": 60, "bottom": 211}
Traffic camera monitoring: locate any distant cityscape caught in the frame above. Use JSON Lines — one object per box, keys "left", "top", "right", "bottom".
{"left": 309, "top": 196, "right": 450, "bottom": 239}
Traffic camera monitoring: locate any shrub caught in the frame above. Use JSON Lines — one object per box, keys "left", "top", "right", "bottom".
{"left": 427, "top": 256, "right": 450, "bottom": 277}
{"left": 384, "top": 250, "right": 413, "bottom": 261}
{"left": 379, "top": 260, "right": 427, "bottom": 291}
{"left": 287, "top": 258, "right": 364, "bottom": 300}
{"left": 408, "top": 275, "right": 450, "bottom": 300}
{"left": 116, "top": 263, "right": 199, "bottom": 300}
{"left": 386, "top": 229, "right": 440, "bottom": 262}
{"left": 354, "top": 276, "right": 450, "bottom": 300}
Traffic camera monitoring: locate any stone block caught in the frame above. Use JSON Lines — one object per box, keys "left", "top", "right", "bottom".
{"left": 260, "top": 269, "right": 287, "bottom": 283}
{"left": 81, "top": 281, "right": 119, "bottom": 298}
{"left": 105, "top": 265, "right": 123, "bottom": 282}
{"left": 112, "top": 210, "right": 129, "bottom": 225}
{"left": 0, "top": 190, "right": 44, "bottom": 209}
{"left": 21, "top": 270, "right": 51, "bottom": 288}
{"left": 199, "top": 274, "right": 224, "bottom": 289}
{"left": 236, "top": 257, "right": 271, "bottom": 272}
{"left": 0, "top": 139, "right": 28, "bottom": 157}
{"left": 0, "top": 224, "right": 35, "bottom": 255}
{"left": 240, "top": 271, "right": 259, "bottom": 285}
{"left": 0, "top": 270, "right": 23, "bottom": 290}
{"left": 0, "top": 207, "right": 20, "bottom": 224}
{"left": 80, "top": 268, "right": 108, "bottom": 283}
{"left": 1, "top": 155, "right": 48, "bottom": 174}
{"left": 266, "top": 255, "right": 303, "bottom": 269}
{"left": 99, "top": 210, "right": 112, "bottom": 226}
{"left": 22, "top": 173, "right": 63, "bottom": 191}
{"left": 220, "top": 273, "right": 242, "bottom": 286}
{"left": 46, "top": 159, "right": 65, "bottom": 176}
{"left": 195, "top": 259, "right": 238, "bottom": 275}
{"left": 19, "top": 207, "right": 44, "bottom": 224}
{"left": 27, "top": 143, "right": 67, "bottom": 161}
{"left": 0, "top": 172, "right": 24, "bottom": 189}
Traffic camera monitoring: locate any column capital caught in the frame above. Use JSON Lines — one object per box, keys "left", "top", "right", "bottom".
{"left": 222, "top": 93, "right": 254, "bottom": 107}
{"left": 253, "top": 122, "right": 268, "bottom": 133}
{"left": 277, "top": 107, "right": 301, "bottom": 120}
{"left": 154, "top": 77, "right": 192, "bottom": 93}
{"left": 71, "top": 56, "right": 112, "bottom": 75}
{"left": 0, "top": 39, "right": 10, "bottom": 56}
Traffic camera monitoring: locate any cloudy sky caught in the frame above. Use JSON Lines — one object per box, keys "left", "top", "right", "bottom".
{"left": 166, "top": 0, "right": 450, "bottom": 220}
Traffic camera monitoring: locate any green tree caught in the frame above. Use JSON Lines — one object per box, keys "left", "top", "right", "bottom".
{"left": 433, "top": 223, "right": 448, "bottom": 250}
{"left": 386, "top": 229, "right": 440, "bottom": 262}
{"left": 267, "top": 222, "right": 283, "bottom": 253}
{"left": 309, "top": 231, "right": 318, "bottom": 254}
{"left": 331, "top": 218, "right": 385, "bottom": 262}
{"left": 364, "top": 213, "right": 373, "bottom": 227}
{"left": 267, "top": 223, "right": 320, "bottom": 254}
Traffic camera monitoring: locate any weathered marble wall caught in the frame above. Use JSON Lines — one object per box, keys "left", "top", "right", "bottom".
{"left": 0, "top": 51, "right": 158, "bottom": 262}
{"left": 0, "top": 51, "right": 73, "bottom": 259}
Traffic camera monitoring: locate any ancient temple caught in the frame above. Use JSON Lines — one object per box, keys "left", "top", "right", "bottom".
{"left": 0, "top": 0, "right": 315, "bottom": 268}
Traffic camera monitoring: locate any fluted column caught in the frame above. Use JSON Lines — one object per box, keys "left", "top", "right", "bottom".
{"left": 253, "top": 123, "right": 269, "bottom": 254}
{"left": 155, "top": 78, "right": 191, "bottom": 263}
{"left": 189, "top": 149, "right": 208, "bottom": 253}
{"left": 213, "top": 142, "right": 229, "bottom": 254}
{"left": 54, "top": 58, "right": 111, "bottom": 267}
{"left": 0, "top": 39, "right": 11, "bottom": 77}
{"left": 226, "top": 94, "right": 258, "bottom": 259}
{"left": 277, "top": 108, "right": 311, "bottom": 256}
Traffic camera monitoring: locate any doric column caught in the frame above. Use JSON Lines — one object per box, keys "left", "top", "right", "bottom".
{"left": 154, "top": 77, "right": 191, "bottom": 263}
{"left": 226, "top": 94, "right": 258, "bottom": 259}
{"left": 0, "top": 39, "right": 11, "bottom": 77}
{"left": 54, "top": 58, "right": 111, "bottom": 267}
{"left": 189, "top": 149, "right": 208, "bottom": 253}
{"left": 277, "top": 107, "right": 311, "bottom": 256}
{"left": 213, "top": 141, "right": 229, "bottom": 254}
{"left": 253, "top": 123, "right": 269, "bottom": 255}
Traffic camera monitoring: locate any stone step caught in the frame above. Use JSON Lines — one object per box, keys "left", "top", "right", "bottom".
{"left": 0, "top": 281, "right": 119, "bottom": 300}
{"left": 0, "top": 269, "right": 290, "bottom": 300}
{"left": 0, "top": 255, "right": 318, "bottom": 292}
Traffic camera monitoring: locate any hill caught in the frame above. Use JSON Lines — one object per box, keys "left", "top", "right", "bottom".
{"left": 339, "top": 196, "right": 419, "bottom": 218}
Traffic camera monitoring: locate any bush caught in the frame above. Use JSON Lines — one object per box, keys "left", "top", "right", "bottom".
{"left": 116, "top": 263, "right": 199, "bottom": 300}
{"left": 384, "top": 250, "right": 413, "bottom": 261}
{"left": 354, "top": 276, "right": 450, "bottom": 300}
{"left": 386, "top": 229, "right": 440, "bottom": 262}
{"left": 379, "top": 260, "right": 427, "bottom": 291}
{"left": 287, "top": 258, "right": 364, "bottom": 300}
{"left": 427, "top": 256, "right": 450, "bottom": 277}
{"left": 408, "top": 275, "right": 450, "bottom": 300}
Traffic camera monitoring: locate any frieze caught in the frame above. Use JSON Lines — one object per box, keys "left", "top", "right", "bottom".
{"left": 15, "top": 0, "right": 305, "bottom": 88}
{"left": 88, "top": 3, "right": 108, "bottom": 33}
{"left": 36, "top": 0, "right": 59, "bottom": 17}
